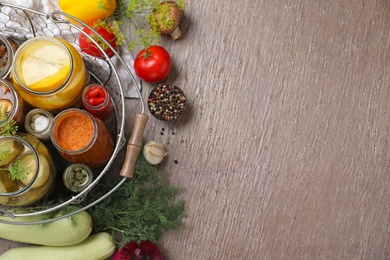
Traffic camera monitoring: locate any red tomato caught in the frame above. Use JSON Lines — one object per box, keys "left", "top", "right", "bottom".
{"left": 79, "top": 26, "right": 117, "bottom": 58}
{"left": 134, "top": 45, "right": 172, "bottom": 83}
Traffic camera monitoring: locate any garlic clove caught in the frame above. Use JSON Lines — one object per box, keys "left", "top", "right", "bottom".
{"left": 143, "top": 141, "right": 167, "bottom": 165}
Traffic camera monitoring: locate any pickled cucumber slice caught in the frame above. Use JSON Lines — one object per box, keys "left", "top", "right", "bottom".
{"left": 0, "top": 139, "right": 24, "bottom": 166}
{"left": 18, "top": 153, "right": 50, "bottom": 189}
{"left": 0, "top": 170, "right": 18, "bottom": 204}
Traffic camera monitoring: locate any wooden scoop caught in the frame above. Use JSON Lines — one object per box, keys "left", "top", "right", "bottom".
{"left": 119, "top": 113, "right": 149, "bottom": 178}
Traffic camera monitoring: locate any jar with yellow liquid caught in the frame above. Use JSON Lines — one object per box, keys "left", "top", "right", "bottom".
{"left": 11, "top": 36, "right": 88, "bottom": 114}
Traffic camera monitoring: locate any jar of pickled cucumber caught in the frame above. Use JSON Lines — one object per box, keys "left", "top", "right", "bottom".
{"left": 11, "top": 36, "right": 89, "bottom": 114}
{"left": 0, "top": 133, "right": 56, "bottom": 206}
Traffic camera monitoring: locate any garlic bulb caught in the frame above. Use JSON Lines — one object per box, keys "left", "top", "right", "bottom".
{"left": 143, "top": 141, "right": 167, "bottom": 165}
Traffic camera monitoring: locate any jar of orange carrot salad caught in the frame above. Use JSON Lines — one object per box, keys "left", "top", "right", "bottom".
{"left": 50, "top": 108, "right": 114, "bottom": 168}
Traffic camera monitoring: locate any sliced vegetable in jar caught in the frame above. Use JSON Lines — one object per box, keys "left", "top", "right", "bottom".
{"left": 17, "top": 153, "right": 50, "bottom": 188}
{"left": 0, "top": 139, "right": 24, "bottom": 166}
{"left": 0, "top": 169, "right": 18, "bottom": 204}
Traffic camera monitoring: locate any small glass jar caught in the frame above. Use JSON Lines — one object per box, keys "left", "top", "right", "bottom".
{"left": 0, "top": 79, "right": 29, "bottom": 131}
{"left": 25, "top": 108, "right": 54, "bottom": 141}
{"left": 0, "top": 35, "right": 18, "bottom": 79}
{"left": 82, "top": 84, "right": 114, "bottom": 121}
{"left": 0, "top": 133, "right": 56, "bottom": 206}
{"left": 50, "top": 108, "right": 114, "bottom": 168}
{"left": 11, "top": 36, "right": 88, "bottom": 114}
{"left": 63, "top": 163, "right": 93, "bottom": 193}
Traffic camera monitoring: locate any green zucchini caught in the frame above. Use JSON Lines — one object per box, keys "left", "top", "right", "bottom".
{"left": 0, "top": 210, "right": 92, "bottom": 246}
{"left": 0, "top": 232, "right": 115, "bottom": 260}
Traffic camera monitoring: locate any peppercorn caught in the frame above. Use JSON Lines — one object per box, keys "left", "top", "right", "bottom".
{"left": 147, "top": 84, "right": 187, "bottom": 121}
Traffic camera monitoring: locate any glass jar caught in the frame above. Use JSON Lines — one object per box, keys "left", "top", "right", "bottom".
{"left": 0, "top": 133, "right": 56, "bottom": 206}
{"left": 0, "top": 35, "right": 18, "bottom": 79}
{"left": 82, "top": 84, "right": 114, "bottom": 121}
{"left": 25, "top": 108, "right": 54, "bottom": 141}
{"left": 0, "top": 79, "right": 29, "bottom": 131}
{"left": 63, "top": 163, "right": 93, "bottom": 193}
{"left": 11, "top": 36, "right": 88, "bottom": 114}
{"left": 50, "top": 108, "right": 114, "bottom": 169}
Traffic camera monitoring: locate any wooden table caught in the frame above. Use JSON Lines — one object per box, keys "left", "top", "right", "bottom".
{"left": 1, "top": 0, "right": 390, "bottom": 259}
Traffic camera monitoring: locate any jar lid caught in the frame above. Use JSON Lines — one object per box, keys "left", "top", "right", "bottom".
{"left": 12, "top": 37, "right": 72, "bottom": 94}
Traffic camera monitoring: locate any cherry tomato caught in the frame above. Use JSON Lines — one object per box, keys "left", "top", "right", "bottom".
{"left": 79, "top": 26, "right": 117, "bottom": 58}
{"left": 134, "top": 45, "right": 172, "bottom": 83}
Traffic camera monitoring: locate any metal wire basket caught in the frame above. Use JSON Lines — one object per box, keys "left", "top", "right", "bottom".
{"left": 0, "top": 2, "right": 148, "bottom": 224}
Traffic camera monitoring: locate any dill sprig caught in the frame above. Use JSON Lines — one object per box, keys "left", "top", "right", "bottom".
{"left": 0, "top": 146, "right": 28, "bottom": 181}
{"left": 4, "top": 159, "right": 28, "bottom": 180}
{"left": 84, "top": 155, "right": 186, "bottom": 247}
{"left": 97, "top": 0, "right": 185, "bottom": 49}
{"left": 0, "top": 106, "right": 18, "bottom": 137}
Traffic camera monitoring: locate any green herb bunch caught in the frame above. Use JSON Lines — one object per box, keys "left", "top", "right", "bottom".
{"left": 0, "top": 158, "right": 28, "bottom": 180}
{"left": 0, "top": 106, "right": 17, "bottom": 137}
{"left": 97, "top": 0, "right": 185, "bottom": 50}
{"left": 84, "top": 155, "right": 186, "bottom": 247}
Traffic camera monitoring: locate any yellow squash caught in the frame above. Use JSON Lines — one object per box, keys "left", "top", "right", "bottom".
{"left": 58, "top": 0, "right": 117, "bottom": 25}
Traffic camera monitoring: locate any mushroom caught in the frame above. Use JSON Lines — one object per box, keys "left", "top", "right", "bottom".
{"left": 154, "top": 1, "right": 184, "bottom": 40}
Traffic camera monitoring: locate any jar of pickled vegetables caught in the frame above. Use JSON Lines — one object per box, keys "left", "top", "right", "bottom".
{"left": 50, "top": 108, "right": 114, "bottom": 168}
{"left": 0, "top": 79, "right": 29, "bottom": 131}
{"left": 25, "top": 108, "right": 54, "bottom": 141}
{"left": 63, "top": 163, "right": 93, "bottom": 193}
{"left": 0, "top": 133, "right": 56, "bottom": 206}
{"left": 11, "top": 36, "right": 88, "bottom": 114}
{"left": 82, "top": 84, "right": 114, "bottom": 121}
{"left": 0, "top": 35, "right": 18, "bottom": 79}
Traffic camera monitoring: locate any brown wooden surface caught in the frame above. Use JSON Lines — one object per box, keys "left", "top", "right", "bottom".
{"left": 1, "top": 0, "right": 390, "bottom": 259}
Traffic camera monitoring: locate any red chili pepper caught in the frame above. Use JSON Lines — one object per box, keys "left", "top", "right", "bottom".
{"left": 87, "top": 97, "right": 105, "bottom": 106}
{"left": 86, "top": 87, "right": 100, "bottom": 98}
{"left": 97, "top": 88, "right": 106, "bottom": 99}
{"left": 83, "top": 84, "right": 113, "bottom": 121}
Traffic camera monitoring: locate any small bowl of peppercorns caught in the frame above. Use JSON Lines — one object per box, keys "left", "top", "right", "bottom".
{"left": 147, "top": 83, "right": 187, "bottom": 121}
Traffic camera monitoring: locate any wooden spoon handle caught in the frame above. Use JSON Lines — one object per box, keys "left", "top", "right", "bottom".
{"left": 119, "top": 113, "right": 149, "bottom": 178}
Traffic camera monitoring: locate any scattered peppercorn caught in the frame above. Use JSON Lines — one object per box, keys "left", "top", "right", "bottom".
{"left": 174, "top": 160, "right": 178, "bottom": 164}
{"left": 147, "top": 84, "right": 187, "bottom": 121}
